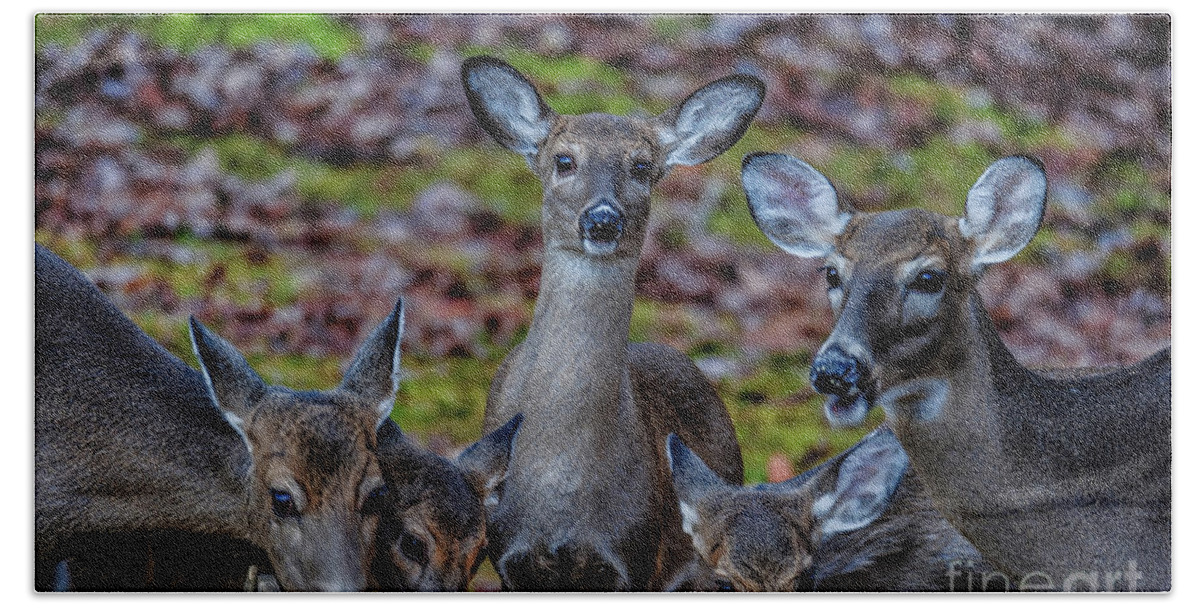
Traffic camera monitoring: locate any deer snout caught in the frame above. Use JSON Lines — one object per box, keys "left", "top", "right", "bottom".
{"left": 811, "top": 345, "right": 875, "bottom": 427}
{"left": 578, "top": 202, "right": 625, "bottom": 254}
{"left": 811, "top": 346, "right": 863, "bottom": 397}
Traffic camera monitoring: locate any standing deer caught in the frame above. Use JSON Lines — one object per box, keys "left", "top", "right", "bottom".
{"left": 36, "top": 243, "right": 402, "bottom": 591}
{"left": 741, "top": 153, "right": 1171, "bottom": 591}
{"left": 371, "top": 414, "right": 522, "bottom": 591}
{"left": 461, "top": 56, "right": 763, "bottom": 590}
{"left": 667, "top": 428, "right": 990, "bottom": 592}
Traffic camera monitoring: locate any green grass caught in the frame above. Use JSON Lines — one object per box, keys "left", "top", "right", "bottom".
{"left": 36, "top": 14, "right": 361, "bottom": 60}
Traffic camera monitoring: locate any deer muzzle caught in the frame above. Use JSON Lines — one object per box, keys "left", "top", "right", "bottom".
{"left": 578, "top": 202, "right": 625, "bottom": 255}
{"left": 811, "top": 345, "right": 873, "bottom": 427}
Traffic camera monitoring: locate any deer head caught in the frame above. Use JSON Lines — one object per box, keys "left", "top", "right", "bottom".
{"left": 188, "top": 299, "right": 407, "bottom": 591}
{"left": 462, "top": 55, "right": 764, "bottom": 262}
{"left": 742, "top": 153, "right": 1047, "bottom": 427}
{"left": 372, "top": 415, "right": 522, "bottom": 591}
{"left": 667, "top": 429, "right": 909, "bottom": 591}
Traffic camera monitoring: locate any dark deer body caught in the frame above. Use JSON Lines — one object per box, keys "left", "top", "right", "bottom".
{"left": 35, "top": 244, "right": 404, "bottom": 591}
{"left": 55, "top": 532, "right": 270, "bottom": 591}
{"left": 742, "top": 154, "right": 1171, "bottom": 591}
{"left": 668, "top": 428, "right": 989, "bottom": 592}
{"left": 462, "top": 56, "right": 763, "bottom": 590}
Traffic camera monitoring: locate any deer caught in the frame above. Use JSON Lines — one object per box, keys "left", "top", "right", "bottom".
{"left": 666, "top": 428, "right": 992, "bottom": 592}
{"left": 370, "top": 414, "right": 522, "bottom": 591}
{"left": 740, "top": 153, "right": 1171, "bottom": 591}
{"left": 36, "top": 243, "right": 402, "bottom": 591}
{"left": 460, "top": 55, "right": 764, "bottom": 590}
{"left": 52, "top": 420, "right": 523, "bottom": 592}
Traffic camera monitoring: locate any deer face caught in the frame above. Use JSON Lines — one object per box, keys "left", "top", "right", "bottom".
{"left": 462, "top": 55, "right": 764, "bottom": 261}
{"left": 372, "top": 416, "right": 520, "bottom": 591}
{"left": 242, "top": 396, "right": 388, "bottom": 592}
{"left": 682, "top": 491, "right": 815, "bottom": 592}
{"left": 667, "top": 430, "right": 909, "bottom": 592}
{"left": 189, "top": 299, "right": 406, "bottom": 591}
{"left": 742, "top": 154, "right": 1047, "bottom": 427}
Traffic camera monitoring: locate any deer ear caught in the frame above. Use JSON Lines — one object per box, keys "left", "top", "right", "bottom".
{"left": 667, "top": 434, "right": 732, "bottom": 536}
{"left": 811, "top": 428, "right": 908, "bottom": 539}
{"left": 457, "top": 414, "right": 523, "bottom": 509}
{"left": 742, "top": 153, "right": 850, "bottom": 258}
{"left": 656, "top": 74, "right": 764, "bottom": 169}
{"left": 960, "top": 156, "right": 1047, "bottom": 270}
{"left": 189, "top": 317, "right": 266, "bottom": 449}
{"left": 340, "top": 298, "right": 405, "bottom": 429}
{"left": 462, "top": 56, "right": 556, "bottom": 164}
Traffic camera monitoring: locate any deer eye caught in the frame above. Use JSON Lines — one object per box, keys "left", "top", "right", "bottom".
{"left": 909, "top": 269, "right": 946, "bottom": 294}
{"left": 554, "top": 154, "right": 576, "bottom": 175}
{"left": 630, "top": 159, "right": 653, "bottom": 182}
{"left": 398, "top": 532, "right": 428, "bottom": 565}
{"left": 270, "top": 489, "right": 299, "bottom": 518}
{"left": 823, "top": 266, "right": 842, "bottom": 290}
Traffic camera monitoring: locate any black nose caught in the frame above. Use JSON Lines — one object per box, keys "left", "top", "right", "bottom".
{"left": 811, "top": 348, "right": 861, "bottom": 396}
{"left": 579, "top": 203, "right": 624, "bottom": 243}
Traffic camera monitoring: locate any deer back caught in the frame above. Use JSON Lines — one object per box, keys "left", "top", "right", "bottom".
{"left": 35, "top": 244, "right": 250, "bottom": 589}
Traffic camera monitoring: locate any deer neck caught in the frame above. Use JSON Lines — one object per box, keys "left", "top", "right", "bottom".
{"left": 887, "top": 291, "right": 1033, "bottom": 513}
{"left": 518, "top": 250, "right": 640, "bottom": 422}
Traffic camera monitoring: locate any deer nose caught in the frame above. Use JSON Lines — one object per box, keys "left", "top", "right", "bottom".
{"left": 811, "top": 348, "right": 862, "bottom": 396}
{"left": 579, "top": 203, "right": 625, "bottom": 244}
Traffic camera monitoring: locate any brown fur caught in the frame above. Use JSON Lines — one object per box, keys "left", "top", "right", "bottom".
{"left": 370, "top": 417, "right": 518, "bottom": 591}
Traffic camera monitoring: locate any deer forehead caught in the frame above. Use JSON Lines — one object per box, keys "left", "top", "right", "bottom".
{"left": 423, "top": 513, "right": 487, "bottom": 571}
{"left": 728, "top": 503, "right": 805, "bottom": 552}
{"left": 252, "top": 400, "right": 380, "bottom": 490}
{"left": 541, "top": 114, "right": 659, "bottom": 162}
{"left": 700, "top": 493, "right": 808, "bottom": 542}
{"left": 836, "top": 209, "right": 967, "bottom": 273}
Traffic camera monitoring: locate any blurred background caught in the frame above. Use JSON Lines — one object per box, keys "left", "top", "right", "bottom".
{"left": 34, "top": 14, "right": 1170, "bottom": 487}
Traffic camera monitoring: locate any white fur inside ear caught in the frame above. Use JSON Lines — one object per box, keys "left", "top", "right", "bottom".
{"left": 743, "top": 154, "right": 849, "bottom": 258}
{"left": 878, "top": 378, "right": 951, "bottom": 422}
{"left": 662, "top": 79, "right": 761, "bottom": 167}
{"left": 222, "top": 411, "right": 252, "bottom": 457}
{"left": 375, "top": 397, "right": 395, "bottom": 429}
{"left": 190, "top": 325, "right": 220, "bottom": 407}
{"left": 482, "top": 470, "right": 507, "bottom": 509}
{"left": 390, "top": 308, "right": 405, "bottom": 395}
{"left": 679, "top": 501, "right": 700, "bottom": 537}
{"left": 467, "top": 68, "right": 549, "bottom": 159}
{"left": 960, "top": 157, "right": 1047, "bottom": 269}
{"left": 819, "top": 493, "right": 880, "bottom": 538}
{"left": 375, "top": 306, "right": 404, "bottom": 429}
